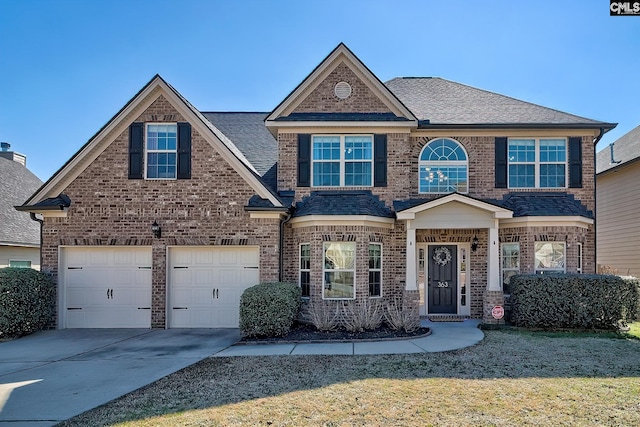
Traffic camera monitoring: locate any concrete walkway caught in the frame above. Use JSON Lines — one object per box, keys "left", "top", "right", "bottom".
{"left": 214, "top": 319, "right": 483, "bottom": 357}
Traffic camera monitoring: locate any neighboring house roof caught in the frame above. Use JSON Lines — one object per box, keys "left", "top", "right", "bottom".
{"left": 494, "top": 192, "right": 593, "bottom": 218}
{"left": 0, "top": 156, "right": 43, "bottom": 246}
{"left": 294, "top": 191, "right": 394, "bottom": 218}
{"left": 596, "top": 124, "right": 640, "bottom": 174}
{"left": 385, "top": 77, "right": 615, "bottom": 129}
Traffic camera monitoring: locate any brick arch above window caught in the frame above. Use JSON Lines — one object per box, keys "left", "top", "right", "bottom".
{"left": 418, "top": 138, "right": 469, "bottom": 194}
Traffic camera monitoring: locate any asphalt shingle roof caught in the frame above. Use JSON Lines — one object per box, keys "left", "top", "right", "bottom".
{"left": 202, "top": 112, "right": 277, "bottom": 177}
{"left": 494, "top": 192, "right": 592, "bottom": 218}
{"left": 596, "top": 124, "right": 640, "bottom": 174}
{"left": 385, "top": 77, "right": 611, "bottom": 127}
{"left": 294, "top": 191, "right": 394, "bottom": 218}
{"left": 0, "top": 156, "right": 43, "bottom": 246}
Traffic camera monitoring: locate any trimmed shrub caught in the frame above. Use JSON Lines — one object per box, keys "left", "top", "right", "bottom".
{"left": 510, "top": 274, "right": 639, "bottom": 330}
{"left": 0, "top": 268, "right": 56, "bottom": 338}
{"left": 239, "top": 282, "right": 301, "bottom": 338}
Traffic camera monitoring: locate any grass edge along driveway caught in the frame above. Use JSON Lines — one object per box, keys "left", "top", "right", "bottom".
{"left": 59, "top": 328, "right": 640, "bottom": 427}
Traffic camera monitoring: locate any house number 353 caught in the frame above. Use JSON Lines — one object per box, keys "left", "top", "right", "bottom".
{"left": 437, "top": 281, "right": 449, "bottom": 288}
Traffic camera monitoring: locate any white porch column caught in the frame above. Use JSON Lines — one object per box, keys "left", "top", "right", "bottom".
{"left": 405, "top": 221, "right": 417, "bottom": 291}
{"left": 487, "top": 220, "right": 501, "bottom": 291}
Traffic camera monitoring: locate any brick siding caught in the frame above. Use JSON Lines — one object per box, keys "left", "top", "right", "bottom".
{"left": 42, "top": 95, "right": 280, "bottom": 328}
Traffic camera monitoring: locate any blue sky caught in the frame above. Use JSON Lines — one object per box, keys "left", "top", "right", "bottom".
{"left": 1, "top": 0, "right": 639, "bottom": 181}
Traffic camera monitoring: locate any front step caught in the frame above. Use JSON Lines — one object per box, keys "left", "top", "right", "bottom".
{"left": 425, "top": 315, "right": 470, "bottom": 322}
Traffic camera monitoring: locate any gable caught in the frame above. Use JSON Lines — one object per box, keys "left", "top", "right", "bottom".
{"left": 292, "top": 62, "right": 391, "bottom": 114}
{"left": 22, "top": 76, "right": 282, "bottom": 211}
{"left": 266, "top": 43, "right": 417, "bottom": 127}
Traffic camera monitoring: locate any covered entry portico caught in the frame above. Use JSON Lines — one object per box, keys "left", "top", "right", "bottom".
{"left": 397, "top": 193, "right": 512, "bottom": 320}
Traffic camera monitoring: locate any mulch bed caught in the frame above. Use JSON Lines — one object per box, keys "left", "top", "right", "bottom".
{"left": 239, "top": 323, "right": 431, "bottom": 344}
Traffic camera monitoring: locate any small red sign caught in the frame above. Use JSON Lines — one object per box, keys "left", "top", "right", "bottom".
{"left": 492, "top": 305, "right": 504, "bottom": 320}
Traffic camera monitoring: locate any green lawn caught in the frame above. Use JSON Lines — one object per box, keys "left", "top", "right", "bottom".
{"left": 58, "top": 325, "right": 640, "bottom": 427}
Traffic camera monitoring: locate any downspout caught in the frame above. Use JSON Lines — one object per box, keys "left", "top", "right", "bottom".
{"left": 29, "top": 212, "right": 44, "bottom": 270}
{"left": 592, "top": 127, "right": 605, "bottom": 274}
{"left": 279, "top": 210, "right": 293, "bottom": 282}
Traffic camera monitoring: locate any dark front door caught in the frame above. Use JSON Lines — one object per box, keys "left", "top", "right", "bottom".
{"left": 428, "top": 245, "right": 457, "bottom": 314}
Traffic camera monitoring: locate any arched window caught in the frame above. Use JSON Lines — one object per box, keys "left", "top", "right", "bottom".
{"left": 419, "top": 138, "right": 468, "bottom": 193}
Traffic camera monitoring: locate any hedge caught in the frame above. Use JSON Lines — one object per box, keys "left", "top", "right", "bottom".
{"left": 0, "top": 268, "right": 56, "bottom": 338}
{"left": 510, "top": 274, "right": 639, "bottom": 330}
{"left": 239, "top": 282, "right": 301, "bottom": 338}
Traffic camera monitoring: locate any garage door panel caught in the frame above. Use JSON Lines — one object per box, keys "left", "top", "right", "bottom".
{"left": 169, "top": 247, "right": 260, "bottom": 328}
{"left": 62, "top": 247, "right": 152, "bottom": 328}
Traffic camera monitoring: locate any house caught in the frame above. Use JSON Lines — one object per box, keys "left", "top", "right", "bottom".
{"left": 1, "top": 143, "right": 43, "bottom": 269}
{"left": 596, "top": 125, "right": 640, "bottom": 277}
{"left": 17, "top": 44, "right": 615, "bottom": 329}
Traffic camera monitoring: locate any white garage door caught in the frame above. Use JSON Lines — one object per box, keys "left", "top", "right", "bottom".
{"left": 62, "top": 247, "right": 152, "bottom": 328}
{"left": 168, "top": 246, "right": 260, "bottom": 328}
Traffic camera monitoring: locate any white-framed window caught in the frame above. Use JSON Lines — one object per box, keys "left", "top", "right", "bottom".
{"left": 146, "top": 123, "right": 177, "bottom": 179}
{"left": 299, "top": 243, "right": 311, "bottom": 298}
{"left": 508, "top": 138, "right": 567, "bottom": 188}
{"left": 419, "top": 138, "right": 468, "bottom": 193}
{"left": 535, "top": 242, "right": 566, "bottom": 274}
{"left": 501, "top": 243, "right": 520, "bottom": 294}
{"left": 9, "top": 260, "right": 32, "bottom": 268}
{"left": 312, "top": 135, "right": 373, "bottom": 187}
{"left": 577, "top": 242, "right": 583, "bottom": 274}
{"left": 323, "top": 242, "right": 356, "bottom": 299}
{"left": 368, "top": 243, "right": 382, "bottom": 297}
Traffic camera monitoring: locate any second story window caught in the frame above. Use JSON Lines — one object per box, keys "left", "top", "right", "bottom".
{"left": 312, "top": 135, "right": 373, "bottom": 187}
{"left": 419, "top": 138, "right": 468, "bottom": 193}
{"left": 146, "top": 124, "right": 177, "bottom": 179}
{"left": 508, "top": 138, "right": 566, "bottom": 188}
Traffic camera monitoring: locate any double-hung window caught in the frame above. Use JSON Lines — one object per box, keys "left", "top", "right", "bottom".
{"left": 501, "top": 243, "right": 520, "bottom": 294}
{"left": 299, "top": 244, "right": 311, "bottom": 298}
{"left": 508, "top": 138, "right": 567, "bottom": 188}
{"left": 368, "top": 243, "right": 382, "bottom": 297}
{"left": 146, "top": 124, "right": 177, "bottom": 179}
{"left": 312, "top": 135, "right": 373, "bottom": 187}
{"left": 534, "top": 242, "right": 566, "bottom": 274}
{"left": 323, "top": 242, "right": 355, "bottom": 299}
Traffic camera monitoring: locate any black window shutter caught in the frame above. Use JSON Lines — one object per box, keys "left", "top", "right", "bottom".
{"left": 177, "top": 122, "right": 192, "bottom": 179}
{"left": 495, "top": 137, "right": 508, "bottom": 188}
{"left": 128, "top": 122, "right": 144, "bottom": 179}
{"left": 373, "top": 134, "right": 387, "bottom": 187}
{"left": 297, "top": 134, "right": 311, "bottom": 187}
{"left": 568, "top": 136, "right": 582, "bottom": 188}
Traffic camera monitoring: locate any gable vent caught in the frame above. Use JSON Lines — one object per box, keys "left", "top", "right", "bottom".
{"left": 334, "top": 81, "right": 352, "bottom": 99}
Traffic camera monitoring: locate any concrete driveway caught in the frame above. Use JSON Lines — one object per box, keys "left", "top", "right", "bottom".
{"left": 0, "top": 328, "right": 240, "bottom": 426}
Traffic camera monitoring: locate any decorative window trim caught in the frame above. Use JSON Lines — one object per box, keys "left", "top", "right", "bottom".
{"left": 311, "top": 134, "right": 373, "bottom": 187}
{"left": 501, "top": 243, "right": 520, "bottom": 294}
{"left": 9, "top": 260, "right": 32, "bottom": 268}
{"left": 323, "top": 242, "right": 356, "bottom": 300}
{"left": 508, "top": 137, "right": 567, "bottom": 189}
{"left": 419, "top": 138, "right": 468, "bottom": 194}
{"left": 534, "top": 241, "right": 566, "bottom": 274}
{"left": 299, "top": 243, "right": 311, "bottom": 298}
{"left": 368, "top": 243, "right": 382, "bottom": 298}
{"left": 145, "top": 123, "right": 178, "bottom": 180}
{"left": 577, "top": 242, "right": 583, "bottom": 274}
